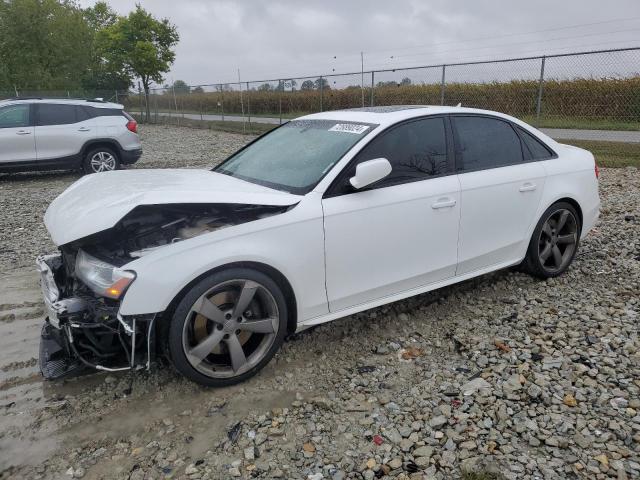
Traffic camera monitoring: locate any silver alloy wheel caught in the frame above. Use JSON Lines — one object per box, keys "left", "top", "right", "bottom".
{"left": 538, "top": 208, "right": 578, "bottom": 273}
{"left": 181, "top": 279, "right": 279, "bottom": 378}
{"left": 90, "top": 151, "right": 117, "bottom": 172}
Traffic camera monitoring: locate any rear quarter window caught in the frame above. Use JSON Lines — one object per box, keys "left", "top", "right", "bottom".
{"left": 92, "top": 107, "right": 124, "bottom": 117}
{"left": 517, "top": 127, "right": 555, "bottom": 160}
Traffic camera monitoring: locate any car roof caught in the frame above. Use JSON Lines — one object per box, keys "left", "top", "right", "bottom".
{"left": 297, "top": 105, "right": 559, "bottom": 146}
{"left": 298, "top": 105, "right": 517, "bottom": 125}
{"left": 0, "top": 98, "right": 123, "bottom": 109}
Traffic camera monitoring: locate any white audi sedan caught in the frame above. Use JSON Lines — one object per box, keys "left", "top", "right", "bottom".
{"left": 38, "top": 106, "right": 600, "bottom": 386}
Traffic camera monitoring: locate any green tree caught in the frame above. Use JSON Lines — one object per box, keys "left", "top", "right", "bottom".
{"left": 82, "top": 1, "right": 130, "bottom": 93}
{"left": 172, "top": 79, "right": 190, "bottom": 94}
{"left": 257, "top": 83, "right": 273, "bottom": 91}
{"left": 100, "top": 5, "right": 179, "bottom": 120}
{"left": 0, "top": 0, "right": 92, "bottom": 91}
{"left": 400, "top": 77, "right": 412, "bottom": 86}
{"left": 314, "top": 77, "right": 330, "bottom": 90}
{"left": 301, "top": 80, "right": 314, "bottom": 91}
{"left": 192, "top": 86, "right": 204, "bottom": 94}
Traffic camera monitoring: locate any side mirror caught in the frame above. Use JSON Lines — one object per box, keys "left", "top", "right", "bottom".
{"left": 349, "top": 158, "right": 392, "bottom": 190}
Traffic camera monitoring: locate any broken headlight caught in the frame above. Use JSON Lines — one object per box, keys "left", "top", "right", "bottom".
{"left": 75, "top": 249, "right": 136, "bottom": 299}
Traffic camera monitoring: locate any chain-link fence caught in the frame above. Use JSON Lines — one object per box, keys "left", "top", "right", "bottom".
{"left": 2, "top": 47, "right": 639, "bottom": 166}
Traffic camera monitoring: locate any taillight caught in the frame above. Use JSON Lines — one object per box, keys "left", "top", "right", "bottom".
{"left": 594, "top": 163, "right": 599, "bottom": 179}
{"left": 126, "top": 120, "right": 138, "bottom": 134}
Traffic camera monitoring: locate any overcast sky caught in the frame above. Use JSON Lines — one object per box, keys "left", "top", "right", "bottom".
{"left": 78, "top": 0, "right": 640, "bottom": 87}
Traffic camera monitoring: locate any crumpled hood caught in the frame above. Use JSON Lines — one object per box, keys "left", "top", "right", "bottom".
{"left": 44, "top": 169, "right": 301, "bottom": 246}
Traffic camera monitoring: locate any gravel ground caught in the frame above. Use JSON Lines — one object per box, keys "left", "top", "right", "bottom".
{"left": 0, "top": 125, "right": 251, "bottom": 271}
{"left": 0, "top": 125, "right": 638, "bottom": 480}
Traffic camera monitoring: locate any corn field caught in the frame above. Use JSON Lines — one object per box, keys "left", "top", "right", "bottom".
{"left": 127, "top": 76, "right": 640, "bottom": 125}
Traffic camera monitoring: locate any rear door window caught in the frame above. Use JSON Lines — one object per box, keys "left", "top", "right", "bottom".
{"left": 0, "top": 104, "right": 30, "bottom": 128}
{"left": 35, "top": 104, "right": 78, "bottom": 126}
{"left": 453, "top": 116, "right": 523, "bottom": 171}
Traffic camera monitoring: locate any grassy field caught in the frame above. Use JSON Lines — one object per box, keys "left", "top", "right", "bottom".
{"left": 144, "top": 109, "right": 640, "bottom": 131}
{"left": 562, "top": 139, "right": 640, "bottom": 168}
{"left": 522, "top": 115, "right": 640, "bottom": 132}
{"left": 138, "top": 114, "right": 275, "bottom": 135}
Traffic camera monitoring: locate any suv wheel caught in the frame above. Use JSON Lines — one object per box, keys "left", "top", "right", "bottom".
{"left": 168, "top": 268, "right": 288, "bottom": 387}
{"left": 83, "top": 147, "right": 120, "bottom": 174}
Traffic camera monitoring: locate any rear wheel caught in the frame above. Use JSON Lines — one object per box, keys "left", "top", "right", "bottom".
{"left": 523, "top": 202, "right": 581, "bottom": 278}
{"left": 168, "top": 268, "right": 288, "bottom": 387}
{"left": 82, "top": 147, "right": 120, "bottom": 174}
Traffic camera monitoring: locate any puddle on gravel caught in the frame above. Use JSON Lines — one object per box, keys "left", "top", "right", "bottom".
{"left": 0, "top": 266, "right": 300, "bottom": 473}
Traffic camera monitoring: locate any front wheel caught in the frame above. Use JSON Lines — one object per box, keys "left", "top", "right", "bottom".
{"left": 168, "top": 268, "right": 288, "bottom": 387}
{"left": 522, "top": 201, "right": 581, "bottom": 278}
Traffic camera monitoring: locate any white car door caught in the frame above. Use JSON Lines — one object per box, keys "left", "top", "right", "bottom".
{"left": 322, "top": 116, "right": 460, "bottom": 312}
{"left": 35, "top": 103, "right": 94, "bottom": 161}
{"left": 0, "top": 103, "right": 36, "bottom": 163}
{"left": 452, "top": 115, "right": 546, "bottom": 275}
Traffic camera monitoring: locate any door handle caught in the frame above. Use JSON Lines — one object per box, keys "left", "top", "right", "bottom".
{"left": 78, "top": 127, "right": 91, "bottom": 132}
{"left": 16, "top": 130, "right": 31, "bottom": 135}
{"left": 519, "top": 182, "right": 537, "bottom": 192}
{"left": 431, "top": 198, "right": 457, "bottom": 209}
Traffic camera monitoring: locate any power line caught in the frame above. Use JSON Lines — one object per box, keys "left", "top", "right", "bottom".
{"left": 356, "top": 15, "right": 640, "bottom": 57}
{"left": 185, "top": 17, "right": 640, "bottom": 85}
{"left": 232, "top": 21, "right": 640, "bottom": 81}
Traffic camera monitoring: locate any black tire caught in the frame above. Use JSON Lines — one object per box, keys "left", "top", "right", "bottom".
{"left": 522, "top": 201, "right": 581, "bottom": 279}
{"left": 82, "top": 147, "right": 120, "bottom": 174}
{"left": 168, "top": 268, "right": 288, "bottom": 387}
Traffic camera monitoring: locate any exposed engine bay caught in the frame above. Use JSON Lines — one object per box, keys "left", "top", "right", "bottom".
{"left": 76, "top": 203, "right": 292, "bottom": 263}
{"left": 38, "top": 203, "right": 291, "bottom": 380}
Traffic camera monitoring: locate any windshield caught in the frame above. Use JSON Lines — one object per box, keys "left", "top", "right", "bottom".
{"left": 215, "top": 119, "right": 377, "bottom": 194}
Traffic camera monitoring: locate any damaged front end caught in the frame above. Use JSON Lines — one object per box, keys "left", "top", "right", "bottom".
{"left": 37, "top": 202, "right": 290, "bottom": 380}
{"left": 37, "top": 251, "right": 156, "bottom": 380}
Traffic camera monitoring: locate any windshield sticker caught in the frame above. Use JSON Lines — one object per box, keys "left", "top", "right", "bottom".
{"left": 329, "top": 123, "right": 370, "bottom": 134}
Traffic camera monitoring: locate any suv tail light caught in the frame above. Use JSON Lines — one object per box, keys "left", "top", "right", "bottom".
{"left": 126, "top": 119, "right": 138, "bottom": 133}
{"left": 594, "top": 163, "right": 599, "bottom": 179}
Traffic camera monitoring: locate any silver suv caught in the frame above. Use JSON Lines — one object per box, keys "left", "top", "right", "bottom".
{"left": 0, "top": 98, "right": 142, "bottom": 174}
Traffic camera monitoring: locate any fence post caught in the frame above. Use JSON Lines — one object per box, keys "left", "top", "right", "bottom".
{"left": 279, "top": 80, "right": 283, "bottom": 125}
{"left": 536, "top": 56, "right": 546, "bottom": 126}
{"left": 138, "top": 82, "right": 143, "bottom": 121}
{"left": 246, "top": 81, "right": 251, "bottom": 130}
{"left": 172, "top": 83, "right": 178, "bottom": 125}
{"left": 115, "top": 90, "right": 118, "bottom": 104}
{"left": 440, "top": 65, "right": 446, "bottom": 106}
{"left": 221, "top": 87, "right": 225, "bottom": 122}
{"left": 370, "top": 71, "right": 375, "bottom": 107}
{"left": 319, "top": 76, "right": 324, "bottom": 112}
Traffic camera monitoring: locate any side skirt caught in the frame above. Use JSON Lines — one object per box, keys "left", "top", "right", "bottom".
{"left": 297, "top": 257, "right": 523, "bottom": 330}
